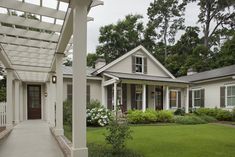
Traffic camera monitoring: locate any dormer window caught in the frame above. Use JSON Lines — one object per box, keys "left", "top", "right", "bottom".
{"left": 132, "top": 55, "right": 147, "bottom": 74}
{"left": 135, "top": 56, "right": 143, "bottom": 73}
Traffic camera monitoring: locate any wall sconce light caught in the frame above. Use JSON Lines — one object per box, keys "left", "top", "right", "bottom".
{"left": 52, "top": 75, "right": 57, "bottom": 84}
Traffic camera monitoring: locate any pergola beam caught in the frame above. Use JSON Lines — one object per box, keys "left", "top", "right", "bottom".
{"left": 0, "top": 26, "right": 59, "bottom": 42}
{"left": 0, "top": 0, "right": 66, "bottom": 20}
{"left": 0, "top": 13, "right": 62, "bottom": 32}
{"left": 0, "top": 45, "right": 13, "bottom": 69}
{"left": 13, "top": 65, "right": 51, "bottom": 72}
{"left": 0, "top": 35, "right": 57, "bottom": 50}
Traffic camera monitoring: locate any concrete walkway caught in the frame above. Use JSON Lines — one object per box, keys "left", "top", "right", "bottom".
{"left": 0, "top": 120, "right": 64, "bottom": 157}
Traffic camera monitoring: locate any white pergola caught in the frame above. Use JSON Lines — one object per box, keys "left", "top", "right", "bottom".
{"left": 0, "top": 0, "right": 103, "bottom": 156}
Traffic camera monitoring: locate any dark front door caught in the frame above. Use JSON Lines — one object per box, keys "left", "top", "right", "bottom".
{"left": 27, "top": 85, "right": 41, "bottom": 119}
{"left": 155, "top": 86, "right": 163, "bottom": 110}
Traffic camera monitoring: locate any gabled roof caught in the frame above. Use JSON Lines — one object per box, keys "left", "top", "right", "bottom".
{"left": 178, "top": 64, "right": 235, "bottom": 82}
{"left": 93, "top": 45, "right": 175, "bottom": 79}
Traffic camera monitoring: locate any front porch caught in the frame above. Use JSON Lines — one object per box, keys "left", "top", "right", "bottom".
{"left": 101, "top": 72, "right": 190, "bottom": 113}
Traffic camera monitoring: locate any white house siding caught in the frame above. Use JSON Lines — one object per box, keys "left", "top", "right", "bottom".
{"left": 63, "top": 78, "right": 102, "bottom": 103}
{"left": 106, "top": 50, "right": 169, "bottom": 77}
{"left": 190, "top": 78, "right": 235, "bottom": 109}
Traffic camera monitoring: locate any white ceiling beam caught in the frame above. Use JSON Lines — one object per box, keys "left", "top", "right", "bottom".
{"left": 0, "top": 13, "right": 62, "bottom": 32}
{"left": 2, "top": 44, "right": 55, "bottom": 55}
{"left": 0, "top": 45, "right": 12, "bottom": 69}
{"left": 13, "top": 65, "right": 51, "bottom": 72}
{"left": 0, "top": 35, "right": 57, "bottom": 50}
{"left": 0, "top": 0, "right": 66, "bottom": 20}
{"left": 0, "top": 26, "right": 59, "bottom": 42}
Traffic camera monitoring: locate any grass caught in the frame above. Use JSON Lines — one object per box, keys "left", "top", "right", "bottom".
{"left": 64, "top": 124, "right": 235, "bottom": 157}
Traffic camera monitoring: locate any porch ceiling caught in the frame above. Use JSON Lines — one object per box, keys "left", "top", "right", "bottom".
{"left": 0, "top": 0, "right": 103, "bottom": 83}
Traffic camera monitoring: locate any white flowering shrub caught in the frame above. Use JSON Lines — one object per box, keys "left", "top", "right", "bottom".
{"left": 87, "top": 106, "right": 113, "bottom": 127}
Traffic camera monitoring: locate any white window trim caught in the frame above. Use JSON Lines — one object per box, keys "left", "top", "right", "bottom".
{"left": 192, "top": 88, "right": 204, "bottom": 108}
{"left": 135, "top": 55, "right": 144, "bottom": 74}
{"left": 225, "top": 84, "right": 235, "bottom": 108}
{"left": 170, "top": 90, "right": 179, "bottom": 109}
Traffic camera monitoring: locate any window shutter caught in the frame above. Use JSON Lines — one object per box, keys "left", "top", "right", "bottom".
{"left": 122, "top": 84, "right": 127, "bottom": 112}
{"left": 86, "top": 85, "right": 90, "bottom": 105}
{"left": 169, "top": 91, "right": 172, "bottom": 108}
{"left": 67, "top": 84, "right": 72, "bottom": 102}
{"left": 107, "top": 85, "right": 112, "bottom": 110}
{"left": 144, "top": 57, "right": 147, "bottom": 74}
{"left": 201, "top": 89, "right": 205, "bottom": 108}
{"left": 132, "top": 56, "right": 136, "bottom": 73}
{"left": 220, "top": 86, "right": 225, "bottom": 108}
{"left": 146, "top": 85, "right": 148, "bottom": 109}
{"left": 189, "top": 90, "right": 192, "bottom": 108}
{"left": 178, "top": 91, "right": 181, "bottom": 108}
{"left": 131, "top": 84, "right": 136, "bottom": 110}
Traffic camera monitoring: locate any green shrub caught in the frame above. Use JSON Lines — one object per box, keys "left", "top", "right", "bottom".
{"left": 216, "top": 110, "right": 232, "bottom": 121}
{"left": 174, "top": 115, "right": 207, "bottom": 125}
{"left": 87, "top": 99, "right": 102, "bottom": 110}
{"left": 199, "top": 115, "right": 217, "bottom": 123}
{"left": 127, "top": 110, "right": 145, "bottom": 124}
{"left": 63, "top": 100, "right": 72, "bottom": 128}
{"left": 232, "top": 108, "right": 235, "bottom": 121}
{"left": 174, "top": 108, "right": 185, "bottom": 116}
{"left": 104, "top": 121, "right": 133, "bottom": 154}
{"left": 156, "top": 110, "right": 174, "bottom": 123}
{"left": 88, "top": 143, "right": 143, "bottom": 157}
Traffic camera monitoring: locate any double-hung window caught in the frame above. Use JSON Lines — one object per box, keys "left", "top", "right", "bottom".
{"left": 193, "top": 90, "right": 201, "bottom": 107}
{"left": 170, "top": 90, "right": 178, "bottom": 108}
{"left": 135, "top": 85, "right": 143, "bottom": 110}
{"left": 135, "top": 56, "right": 143, "bottom": 73}
{"left": 226, "top": 85, "right": 235, "bottom": 107}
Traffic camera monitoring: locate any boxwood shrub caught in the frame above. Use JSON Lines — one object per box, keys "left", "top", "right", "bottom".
{"left": 195, "top": 108, "right": 233, "bottom": 121}
{"left": 174, "top": 115, "right": 207, "bottom": 125}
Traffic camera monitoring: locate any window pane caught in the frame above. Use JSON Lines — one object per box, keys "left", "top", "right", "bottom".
{"left": 170, "top": 91, "right": 177, "bottom": 99}
{"left": 232, "top": 86, "right": 235, "bottom": 95}
{"left": 195, "top": 99, "right": 201, "bottom": 107}
{"left": 170, "top": 100, "right": 176, "bottom": 107}
{"left": 227, "top": 97, "right": 232, "bottom": 106}
{"left": 227, "top": 86, "right": 232, "bottom": 96}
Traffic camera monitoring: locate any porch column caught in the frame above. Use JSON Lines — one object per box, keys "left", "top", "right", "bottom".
{"left": 185, "top": 86, "right": 189, "bottom": 113}
{"left": 165, "top": 86, "right": 170, "bottom": 110}
{"left": 54, "top": 53, "right": 64, "bottom": 136}
{"left": 6, "top": 69, "right": 13, "bottom": 129}
{"left": 49, "top": 78, "right": 56, "bottom": 127}
{"left": 19, "top": 82, "right": 24, "bottom": 122}
{"left": 71, "top": 1, "right": 90, "bottom": 156}
{"left": 142, "top": 84, "right": 146, "bottom": 112}
{"left": 14, "top": 80, "right": 20, "bottom": 124}
{"left": 113, "top": 82, "right": 117, "bottom": 111}
{"left": 101, "top": 77, "right": 106, "bottom": 108}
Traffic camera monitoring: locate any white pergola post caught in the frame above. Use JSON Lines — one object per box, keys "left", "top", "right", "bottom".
{"left": 165, "top": 86, "right": 170, "bottom": 110}
{"left": 113, "top": 82, "right": 117, "bottom": 111}
{"left": 101, "top": 77, "right": 106, "bottom": 107}
{"left": 71, "top": 1, "right": 90, "bottom": 157}
{"left": 46, "top": 82, "right": 50, "bottom": 123}
{"left": 14, "top": 80, "right": 20, "bottom": 124}
{"left": 142, "top": 84, "right": 146, "bottom": 112}
{"left": 49, "top": 78, "right": 56, "bottom": 127}
{"left": 185, "top": 86, "right": 189, "bottom": 113}
{"left": 19, "top": 82, "right": 24, "bottom": 122}
{"left": 6, "top": 69, "right": 13, "bottom": 129}
{"left": 54, "top": 53, "right": 64, "bottom": 136}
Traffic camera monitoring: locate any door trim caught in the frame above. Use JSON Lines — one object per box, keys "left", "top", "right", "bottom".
{"left": 27, "top": 85, "right": 42, "bottom": 119}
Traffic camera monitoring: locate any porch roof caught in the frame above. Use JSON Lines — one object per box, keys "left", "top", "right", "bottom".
{"left": 0, "top": 0, "right": 103, "bottom": 83}
{"left": 104, "top": 71, "right": 189, "bottom": 84}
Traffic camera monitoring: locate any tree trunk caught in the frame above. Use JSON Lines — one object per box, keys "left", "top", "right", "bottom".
{"left": 204, "top": 2, "right": 211, "bottom": 48}
{"left": 164, "top": 18, "right": 168, "bottom": 63}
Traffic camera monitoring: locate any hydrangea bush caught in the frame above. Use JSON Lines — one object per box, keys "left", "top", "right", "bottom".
{"left": 87, "top": 106, "right": 113, "bottom": 127}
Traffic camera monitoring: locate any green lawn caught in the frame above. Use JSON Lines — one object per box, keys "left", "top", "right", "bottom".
{"left": 64, "top": 124, "right": 235, "bottom": 157}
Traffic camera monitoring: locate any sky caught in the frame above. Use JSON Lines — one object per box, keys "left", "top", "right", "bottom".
{"left": 87, "top": 0, "right": 200, "bottom": 53}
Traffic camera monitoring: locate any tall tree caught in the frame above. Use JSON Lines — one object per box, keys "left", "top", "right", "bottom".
{"left": 87, "top": 53, "right": 99, "bottom": 68}
{"left": 147, "top": 0, "right": 186, "bottom": 62}
{"left": 166, "top": 27, "right": 202, "bottom": 76}
{"left": 96, "top": 15, "right": 145, "bottom": 63}
{"left": 189, "top": 0, "right": 235, "bottom": 48}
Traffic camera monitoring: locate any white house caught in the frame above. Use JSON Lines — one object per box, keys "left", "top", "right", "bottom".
{"left": 63, "top": 45, "right": 190, "bottom": 112}
{"left": 178, "top": 65, "right": 235, "bottom": 110}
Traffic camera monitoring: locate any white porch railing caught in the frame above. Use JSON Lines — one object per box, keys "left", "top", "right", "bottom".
{"left": 0, "top": 102, "right": 6, "bottom": 127}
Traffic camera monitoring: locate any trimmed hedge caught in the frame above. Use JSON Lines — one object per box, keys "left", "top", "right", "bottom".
{"left": 195, "top": 108, "right": 233, "bottom": 121}
{"left": 127, "top": 109, "right": 174, "bottom": 124}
